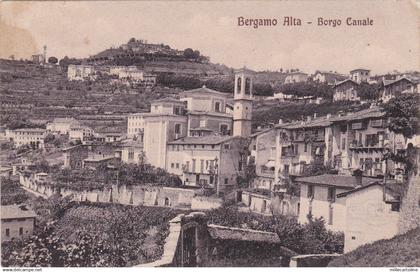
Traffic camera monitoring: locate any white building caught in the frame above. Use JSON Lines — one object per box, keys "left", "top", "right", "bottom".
{"left": 284, "top": 72, "right": 308, "bottom": 84}
{"left": 11, "top": 128, "right": 46, "bottom": 149}
{"left": 67, "top": 64, "right": 95, "bottom": 81}
{"left": 349, "top": 69, "right": 370, "bottom": 84}
{"left": 333, "top": 79, "right": 360, "bottom": 102}
{"left": 69, "top": 126, "right": 94, "bottom": 143}
{"left": 46, "top": 118, "right": 80, "bottom": 134}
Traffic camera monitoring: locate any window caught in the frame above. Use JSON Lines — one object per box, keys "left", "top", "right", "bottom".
{"left": 128, "top": 151, "right": 134, "bottom": 160}
{"left": 341, "top": 138, "right": 346, "bottom": 150}
{"left": 237, "top": 77, "right": 242, "bottom": 93}
{"left": 391, "top": 202, "right": 400, "bottom": 212}
{"left": 328, "top": 187, "right": 336, "bottom": 202}
{"left": 224, "top": 178, "right": 228, "bottom": 184}
{"left": 192, "top": 159, "right": 196, "bottom": 173}
{"left": 171, "top": 163, "right": 174, "bottom": 168}
{"left": 175, "top": 124, "right": 181, "bottom": 134}
{"left": 220, "top": 124, "right": 228, "bottom": 135}
{"left": 209, "top": 176, "right": 214, "bottom": 184}
{"left": 164, "top": 197, "right": 170, "bottom": 206}
{"left": 307, "top": 185, "right": 314, "bottom": 199}
{"left": 200, "top": 120, "right": 206, "bottom": 127}
{"left": 304, "top": 143, "right": 308, "bottom": 152}
{"left": 284, "top": 165, "right": 290, "bottom": 176}
{"left": 176, "top": 163, "right": 179, "bottom": 169}
{"left": 186, "top": 161, "right": 190, "bottom": 172}
{"left": 200, "top": 160, "right": 204, "bottom": 173}
{"left": 5, "top": 228, "right": 9, "bottom": 237}
{"left": 215, "top": 102, "right": 221, "bottom": 112}
{"left": 245, "top": 78, "right": 251, "bottom": 95}
{"left": 224, "top": 144, "right": 230, "bottom": 150}
{"left": 328, "top": 206, "right": 333, "bottom": 225}
{"left": 19, "top": 227, "right": 23, "bottom": 235}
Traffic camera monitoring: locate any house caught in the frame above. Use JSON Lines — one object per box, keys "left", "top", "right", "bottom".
{"left": 166, "top": 136, "right": 245, "bottom": 194}
{"left": 296, "top": 173, "right": 382, "bottom": 232}
{"left": 69, "top": 126, "right": 94, "bottom": 143}
{"left": 349, "top": 69, "right": 370, "bottom": 84}
{"left": 1, "top": 205, "right": 37, "bottom": 242}
{"left": 11, "top": 128, "right": 46, "bottom": 149}
{"left": 312, "top": 71, "right": 347, "bottom": 85}
{"left": 180, "top": 85, "right": 230, "bottom": 113}
{"left": 83, "top": 154, "right": 117, "bottom": 170}
{"left": 332, "top": 79, "right": 359, "bottom": 102}
{"left": 46, "top": 117, "right": 80, "bottom": 134}
{"left": 67, "top": 64, "right": 95, "bottom": 81}
{"left": 127, "top": 99, "right": 188, "bottom": 169}
{"left": 336, "top": 180, "right": 403, "bottom": 252}
{"left": 284, "top": 72, "right": 308, "bottom": 84}
{"left": 381, "top": 77, "right": 418, "bottom": 103}
{"left": 117, "top": 138, "right": 144, "bottom": 164}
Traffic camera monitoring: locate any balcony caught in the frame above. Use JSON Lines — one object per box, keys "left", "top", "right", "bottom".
{"left": 349, "top": 140, "right": 385, "bottom": 152}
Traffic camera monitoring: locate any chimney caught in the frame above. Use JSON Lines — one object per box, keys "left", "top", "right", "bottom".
{"left": 313, "top": 113, "right": 317, "bottom": 119}
{"left": 326, "top": 113, "right": 331, "bottom": 119}
{"left": 353, "top": 169, "right": 363, "bottom": 186}
{"left": 278, "top": 119, "right": 283, "bottom": 125}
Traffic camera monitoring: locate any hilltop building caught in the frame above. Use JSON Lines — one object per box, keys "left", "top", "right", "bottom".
{"left": 46, "top": 118, "right": 80, "bottom": 134}
{"left": 67, "top": 64, "right": 95, "bottom": 81}
{"left": 350, "top": 69, "right": 370, "bottom": 84}
{"left": 381, "top": 77, "right": 418, "bottom": 103}
{"left": 284, "top": 72, "right": 308, "bottom": 84}
{"left": 10, "top": 128, "right": 46, "bottom": 149}
{"left": 312, "top": 71, "right": 347, "bottom": 85}
{"left": 332, "top": 79, "right": 360, "bottom": 102}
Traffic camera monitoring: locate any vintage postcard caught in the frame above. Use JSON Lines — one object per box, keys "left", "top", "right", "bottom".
{"left": 0, "top": 0, "right": 419, "bottom": 269}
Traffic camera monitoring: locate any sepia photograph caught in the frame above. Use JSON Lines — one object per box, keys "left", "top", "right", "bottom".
{"left": 0, "top": 0, "right": 419, "bottom": 269}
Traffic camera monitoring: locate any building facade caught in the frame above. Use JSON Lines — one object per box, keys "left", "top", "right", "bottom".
{"left": 1, "top": 205, "right": 36, "bottom": 242}
{"left": 350, "top": 69, "right": 370, "bottom": 84}
{"left": 11, "top": 128, "right": 46, "bottom": 149}
{"left": 332, "top": 79, "right": 360, "bottom": 102}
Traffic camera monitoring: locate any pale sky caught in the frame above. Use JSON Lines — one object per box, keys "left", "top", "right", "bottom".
{"left": 1, "top": 1, "right": 419, "bottom": 75}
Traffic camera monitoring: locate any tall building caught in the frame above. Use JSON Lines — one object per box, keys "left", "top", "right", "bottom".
{"left": 233, "top": 68, "right": 254, "bottom": 137}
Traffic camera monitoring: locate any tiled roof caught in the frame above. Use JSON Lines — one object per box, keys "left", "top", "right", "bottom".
{"left": 151, "top": 97, "right": 185, "bottom": 104}
{"left": 180, "top": 86, "right": 229, "bottom": 97}
{"left": 332, "top": 107, "right": 385, "bottom": 122}
{"left": 169, "top": 135, "right": 236, "bottom": 145}
{"left": 187, "top": 110, "right": 232, "bottom": 118}
{"left": 1, "top": 205, "right": 37, "bottom": 219}
{"left": 296, "top": 174, "right": 381, "bottom": 189}
{"left": 84, "top": 155, "right": 114, "bottom": 162}
{"left": 383, "top": 77, "right": 414, "bottom": 87}
{"left": 334, "top": 78, "right": 359, "bottom": 87}
{"left": 337, "top": 180, "right": 403, "bottom": 198}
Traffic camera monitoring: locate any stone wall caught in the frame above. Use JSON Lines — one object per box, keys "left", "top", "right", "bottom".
{"left": 191, "top": 196, "right": 223, "bottom": 210}
{"left": 19, "top": 175, "right": 197, "bottom": 209}
{"left": 398, "top": 171, "right": 420, "bottom": 234}
{"left": 289, "top": 254, "right": 341, "bottom": 267}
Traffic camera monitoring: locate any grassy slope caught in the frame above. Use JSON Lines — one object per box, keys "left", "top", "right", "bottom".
{"left": 329, "top": 227, "right": 420, "bottom": 267}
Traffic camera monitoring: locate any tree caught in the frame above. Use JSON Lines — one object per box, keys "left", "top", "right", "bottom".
{"left": 183, "top": 48, "right": 195, "bottom": 59}
{"left": 382, "top": 93, "right": 419, "bottom": 139}
{"left": 48, "top": 56, "right": 58, "bottom": 64}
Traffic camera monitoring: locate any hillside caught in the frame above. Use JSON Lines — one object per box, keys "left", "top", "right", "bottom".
{"left": 328, "top": 227, "right": 420, "bottom": 267}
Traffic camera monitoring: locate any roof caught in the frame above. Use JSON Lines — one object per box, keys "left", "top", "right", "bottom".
{"left": 1, "top": 205, "right": 37, "bottom": 220}
{"left": 332, "top": 107, "right": 385, "bottom": 122}
{"left": 337, "top": 180, "right": 403, "bottom": 198}
{"left": 84, "top": 155, "right": 114, "bottom": 162}
{"left": 187, "top": 110, "right": 232, "bottom": 118}
{"left": 180, "top": 86, "right": 229, "bottom": 97}
{"left": 313, "top": 71, "right": 347, "bottom": 83}
{"left": 286, "top": 71, "right": 308, "bottom": 76}
{"left": 235, "top": 67, "right": 256, "bottom": 74}
{"left": 334, "top": 78, "right": 359, "bottom": 87}
{"left": 52, "top": 117, "right": 79, "bottom": 123}
{"left": 383, "top": 77, "right": 414, "bottom": 87}
{"left": 13, "top": 128, "right": 46, "bottom": 133}
{"left": 207, "top": 224, "right": 280, "bottom": 243}
{"left": 296, "top": 174, "right": 382, "bottom": 189}
{"left": 151, "top": 97, "right": 185, "bottom": 105}
{"left": 350, "top": 69, "right": 370, "bottom": 73}
{"left": 168, "top": 135, "right": 237, "bottom": 145}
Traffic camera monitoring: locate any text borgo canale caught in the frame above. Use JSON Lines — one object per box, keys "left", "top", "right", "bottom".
{"left": 237, "top": 16, "right": 374, "bottom": 28}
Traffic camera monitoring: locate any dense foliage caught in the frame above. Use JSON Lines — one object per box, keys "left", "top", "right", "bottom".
{"left": 329, "top": 227, "right": 420, "bottom": 267}
{"left": 206, "top": 205, "right": 344, "bottom": 254}
{"left": 1, "top": 203, "right": 179, "bottom": 267}
{"left": 0, "top": 178, "right": 30, "bottom": 205}
{"left": 280, "top": 82, "right": 332, "bottom": 99}
{"left": 382, "top": 93, "right": 419, "bottom": 139}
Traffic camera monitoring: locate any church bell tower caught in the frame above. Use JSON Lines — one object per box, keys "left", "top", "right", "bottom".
{"left": 233, "top": 67, "right": 254, "bottom": 137}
